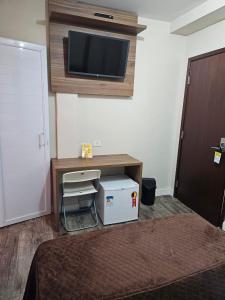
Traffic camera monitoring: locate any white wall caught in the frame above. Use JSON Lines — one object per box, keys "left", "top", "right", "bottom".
{"left": 0, "top": 0, "right": 57, "bottom": 158}
{"left": 1, "top": 0, "right": 188, "bottom": 195}
{"left": 186, "top": 18, "right": 225, "bottom": 56}
{"left": 4, "top": 0, "right": 224, "bottom": 195}
{"left": 57, "top": 18, "right": 187, "bottom": 194}
{"left": 171, "top": 0, "right": 225, "bottom": 35}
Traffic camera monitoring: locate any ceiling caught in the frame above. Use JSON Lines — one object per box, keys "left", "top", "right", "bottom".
{"left": 85, "top": 0, "right": 207, "bottom": 21}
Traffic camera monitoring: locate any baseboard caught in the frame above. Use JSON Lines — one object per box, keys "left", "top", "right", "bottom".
{"left": 0, "top": 209, "right": 51, "bottom": 228}
{"left": 156, "top": 187, "right": 173, "bottom": 197}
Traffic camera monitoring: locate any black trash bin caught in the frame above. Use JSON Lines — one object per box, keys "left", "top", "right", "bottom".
{"left": 141, "top": 178, "right": 156, "bottom": 205}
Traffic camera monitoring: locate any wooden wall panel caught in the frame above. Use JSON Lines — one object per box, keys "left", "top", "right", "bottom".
{"left": 49, "top": 0, "right": 138, "bottom": 27}
{"left": 48, "top": 0, "right": 146, "bottom": 96}
{"left": 49, "top": 23, "right": 136, "bottom": 96}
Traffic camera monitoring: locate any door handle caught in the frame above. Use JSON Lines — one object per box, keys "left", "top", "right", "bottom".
{"left": 38, "top": 133, "right": 45, "bottom": 148}
{"left": 211, "top": 146, "right": 225, "bottom": 153}
{"left": 211, "top": 138, "right": 225, "bottom": 153}
{"left": 211, "top": 146, "right": 221, "bottom": 151}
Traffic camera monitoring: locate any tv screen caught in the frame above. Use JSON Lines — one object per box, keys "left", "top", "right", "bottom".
{"left": 68, "top": 31, "right": 130, "bottom": 79}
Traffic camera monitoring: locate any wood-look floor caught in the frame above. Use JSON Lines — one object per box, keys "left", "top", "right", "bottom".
{"left": 0, "top": 196, "right": 192, "bottom": 300}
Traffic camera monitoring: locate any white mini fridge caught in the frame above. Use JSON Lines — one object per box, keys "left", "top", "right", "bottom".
{"left": 96, "top": 175, "right": 139, "bottom": 225}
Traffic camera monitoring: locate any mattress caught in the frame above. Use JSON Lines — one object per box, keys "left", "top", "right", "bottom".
{"left": 23, "top": 213, "right": 225, "bottom": 300}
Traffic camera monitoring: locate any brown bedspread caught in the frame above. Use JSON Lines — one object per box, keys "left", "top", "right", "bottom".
{"left": 23, "top": 213, "right": 225, "bottom": 300}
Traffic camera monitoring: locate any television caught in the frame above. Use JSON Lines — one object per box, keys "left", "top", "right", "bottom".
{"left": 68, "top": 31, "right": 130, "bottom": 79}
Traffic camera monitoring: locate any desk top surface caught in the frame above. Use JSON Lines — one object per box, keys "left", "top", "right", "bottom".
{"left": 52, "top": 154, "right": 142, "bottom": 171}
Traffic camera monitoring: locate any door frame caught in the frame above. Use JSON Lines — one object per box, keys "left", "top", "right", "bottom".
{"left": 174, "top": 47, "right": 225, "bottom": 227}
{"left": 0, "top": 37, "right": 51, "bottom": 227}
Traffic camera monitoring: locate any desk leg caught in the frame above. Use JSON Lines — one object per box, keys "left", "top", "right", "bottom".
{"left": 52, "top": 168, "right": 60, "bottom": 231}
{"left": 125, "top": 164, "right": 142, "bottom": 219}
{"left": 125, "top": 164, "right": 143, "bottom": 199}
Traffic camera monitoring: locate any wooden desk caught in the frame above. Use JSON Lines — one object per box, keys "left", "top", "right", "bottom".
{"left": 51, "top": 154, "right": 143, "bottom": 231}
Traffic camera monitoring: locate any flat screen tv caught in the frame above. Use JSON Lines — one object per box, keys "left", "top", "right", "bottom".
{"left": 68, "top": 31, "right": 130, "bottom": 79}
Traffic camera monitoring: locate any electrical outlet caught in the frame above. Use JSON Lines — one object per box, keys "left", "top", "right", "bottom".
{"left": 93, "top": 140, "right": 102, "bottom": 147}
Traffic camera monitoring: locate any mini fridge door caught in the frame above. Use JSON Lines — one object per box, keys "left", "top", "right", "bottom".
{"left": 103, "top": 186, "right": 139, "bottom": 225}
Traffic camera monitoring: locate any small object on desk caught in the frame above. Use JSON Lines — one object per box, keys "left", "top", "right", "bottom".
{"left": 81, "top": 143, "right": 93, "bottom": 159}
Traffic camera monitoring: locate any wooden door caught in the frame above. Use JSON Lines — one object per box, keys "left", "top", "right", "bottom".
{"left": 175, "top": 48, "right": 225, "bottom": 227}
{"left": 0, "top": 38, "right": 51, "bottom": 227}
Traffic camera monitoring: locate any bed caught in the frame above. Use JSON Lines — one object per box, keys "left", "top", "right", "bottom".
{"left": 23, "top": 213, "right": 225, "bottom": 300}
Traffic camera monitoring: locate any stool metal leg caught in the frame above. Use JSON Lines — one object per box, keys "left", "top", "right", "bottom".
{"left": 61, "top": 196, "right": 99, "bottom": 232}
{"left": 91, "top": 199, "right": 99, "bottom": 227}
{"left": 61, "top": 196, "right": 73, "bottom": 232}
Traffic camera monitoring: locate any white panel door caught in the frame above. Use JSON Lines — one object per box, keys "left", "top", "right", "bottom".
{"left": 0, "top": 38, "right": 50, "bottom": 227}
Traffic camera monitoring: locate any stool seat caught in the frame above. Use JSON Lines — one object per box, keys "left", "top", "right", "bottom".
{"left": 63, "top": 182, "right": 97, "bottom": 197}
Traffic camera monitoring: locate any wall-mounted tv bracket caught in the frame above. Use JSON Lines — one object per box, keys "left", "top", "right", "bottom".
{"left": 94, "top": 13, "right": 114, "bottom": 19}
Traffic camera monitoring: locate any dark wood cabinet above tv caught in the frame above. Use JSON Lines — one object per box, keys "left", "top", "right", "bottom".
{"left": 48, "top": 0, "right": 147, "bottom": 96}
